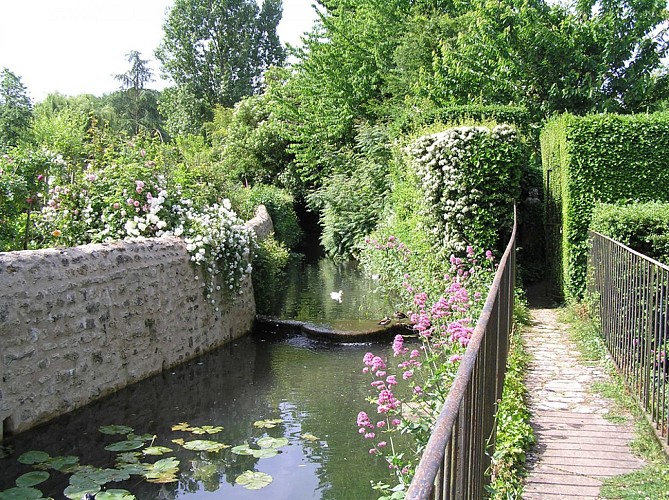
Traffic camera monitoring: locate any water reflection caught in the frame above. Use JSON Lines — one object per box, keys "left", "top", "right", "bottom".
{"left": 266, "top": 256, "right": 398, "bottom": 331}
{"left": 0, "top": 331, "right": 396, "bottom": 499}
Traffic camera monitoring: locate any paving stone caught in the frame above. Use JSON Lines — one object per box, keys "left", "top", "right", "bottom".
{"left": 522, "top": 308, "right": 647, "bottom": 498}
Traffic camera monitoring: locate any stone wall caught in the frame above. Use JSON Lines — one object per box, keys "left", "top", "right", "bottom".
{"left": 0, "top": 206, "right": 273, "bottom": 436}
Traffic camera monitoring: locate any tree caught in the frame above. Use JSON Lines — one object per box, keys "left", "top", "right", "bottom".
{"left": 156, "top": 0, "right": 285, "bottom": 135}
{"left": 0, "top": 68, "right": 33, "bottom": 150}
{"left": 401, "top": 0, "right": 669, "bottom": 117}
{"left": 112, "top": 51, "right": 163, "bottom": 135}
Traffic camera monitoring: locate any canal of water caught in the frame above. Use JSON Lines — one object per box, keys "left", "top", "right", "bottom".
{"left": 0, "top": 258, "right": 404, "bottom": 499}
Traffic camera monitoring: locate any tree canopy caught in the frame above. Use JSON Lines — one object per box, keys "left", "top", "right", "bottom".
{"left": 0, "top": 68, "right": 33, "bottom": 150}
{"left": 156, "top": 0, "right": 285, "bottom": 135}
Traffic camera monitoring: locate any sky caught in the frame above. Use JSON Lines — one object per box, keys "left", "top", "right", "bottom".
{"left": 0, "top": 0, "right": 319, "bottom": 101}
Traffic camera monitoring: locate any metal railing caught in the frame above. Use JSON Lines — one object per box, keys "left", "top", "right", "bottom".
{"left": 406, "top": 216, "right": 517, "bottom": 500}
{"left": 588, "top": 231, "right": 669, "bottom": 443}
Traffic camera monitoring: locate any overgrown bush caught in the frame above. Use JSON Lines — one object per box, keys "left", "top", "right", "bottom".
{"left": 542, "top": 113, "right": 669, "bottom": 299}
{"left": 406, "top": 124, "right": 524, "bottom": 255}
{"left": 234, "top": 184, "right": 302, "bottom": 250}
{"left": 251, "top": 234, "right": 291, "bottom": 314}
{"left": 308, "top": 124, "right": 392, "bottom": 258}
{"left": 591, "top": 202, "right": 669, "bottom": 265}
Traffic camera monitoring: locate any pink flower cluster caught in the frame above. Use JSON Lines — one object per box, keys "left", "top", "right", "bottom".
{"left": 357, "top": 244, "right": 497, "bottom": 482}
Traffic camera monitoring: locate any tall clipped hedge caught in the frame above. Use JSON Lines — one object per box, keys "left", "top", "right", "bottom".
{"left": 591, "top": 202, "right": 669, "bottom": 265}
{"left": 542, "top": 113, "right": 669, "bottom": 299}
{"left": 406, "top": 124, "right": 524, "bottom": 254}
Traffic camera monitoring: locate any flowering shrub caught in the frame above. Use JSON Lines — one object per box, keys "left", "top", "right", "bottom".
{"left": 183, "top": 200, "right": 254, "bottom": 306}
{"left": 406, "top": 125, "right": 523, "bottom": 254}
{"left": 1, "top": 141, "right": 255, "bottom": 304}
{"left": 357, "top": 244, "right": 495, "bottom": 496}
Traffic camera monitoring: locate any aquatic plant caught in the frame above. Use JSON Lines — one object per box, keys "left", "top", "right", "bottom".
{"left": 0, "top": 418, "right": 293, "bottom": 498}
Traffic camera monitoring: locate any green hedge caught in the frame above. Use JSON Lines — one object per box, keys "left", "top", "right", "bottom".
{"left": 233, "top": 184, "right": 302, "bottom": 250}
{"left": 395, "top": 104, "right": 535, "bottom": 139}
{"left": 591, "top": 202, "right": 669, "bottom": 265}
{"left": 541, "top": 112, "right": 669, "bottom": 299}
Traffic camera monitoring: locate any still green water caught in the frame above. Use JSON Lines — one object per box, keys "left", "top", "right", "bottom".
{"left": 265, "top": 256, "right": 399, "bottom": 331}
{"left": 0, "top": 332, "right": 398, "bottom": 499}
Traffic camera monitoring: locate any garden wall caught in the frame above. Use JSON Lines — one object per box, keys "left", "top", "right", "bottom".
{"left": 0, "top": 206, "right": 273, "bottom": 437}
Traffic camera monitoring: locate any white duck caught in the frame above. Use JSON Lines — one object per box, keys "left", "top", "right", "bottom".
{"left": 330, "top": 290, "right": 343, "bottom": 302}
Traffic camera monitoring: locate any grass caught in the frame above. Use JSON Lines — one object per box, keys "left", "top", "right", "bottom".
{"left": 560, "top": 302, "right": 669, "bottom": 499}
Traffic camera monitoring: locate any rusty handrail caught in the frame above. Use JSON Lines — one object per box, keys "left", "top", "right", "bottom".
{"left": 406, "top": 211, "right": 517, "bottom": 499}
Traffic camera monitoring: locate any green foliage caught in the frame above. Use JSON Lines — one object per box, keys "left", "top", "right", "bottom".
{"left": 406, "top": 124, "right": 524, "bottom": 255}
{"left": 32, "top": 103, "right": 90, "bottom": 165}
{"left": 307, "top": 125, "right": 391, "bottom": 258}
{"left": 0, "top": 147, "right": 64, "bottom": 250}
{"left": 0, "top": 68, "right": 32, "bottom": 150}
{"left": 487, "top": 312, "right": 534, "bottom": 498}
{"left": 251, "top": 234, "right": 290, "bottom": 315}
{"left": 591, "top": 202, "right": 669, "bottom": 265}
{"left": 234, "top": 184, "right": 302, "bottom": 249}
{"left": 156, "top": 0, "right": 285, "bottom": 134}
{"left": 206, "top": 95, "right": 292, "bottom": 186}
{"left": 395, "top": 104, "right": 535, "bottom": 138}
{"left": 541, "top": 113, "right": 669, "bottom": 299}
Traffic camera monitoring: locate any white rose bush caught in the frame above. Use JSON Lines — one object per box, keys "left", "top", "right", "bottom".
{"left": 24, "top": 147, "right": 254, "bottom": 305}
{"left": 406, "top": 125, "right": 523, "bottom": 254}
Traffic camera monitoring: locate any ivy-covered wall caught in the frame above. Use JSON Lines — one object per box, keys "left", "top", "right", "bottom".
{"left": 541, "top": 113, "right": 669, "bottom": 299}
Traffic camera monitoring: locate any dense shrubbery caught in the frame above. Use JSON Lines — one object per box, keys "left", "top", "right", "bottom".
{"left": 251, "top": 234, "right": 291, "bottom": 314}
{"left": 233, "top": 183, "right": 302, "bottom": 250}
{"left": 591, "top": 202, "right": 669, "bottom": 265}
{"left": 406, "top": 124, "right": 524, "bottom": 255}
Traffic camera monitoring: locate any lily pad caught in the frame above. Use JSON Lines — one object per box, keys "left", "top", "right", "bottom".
{"left": 143, "top": 446, "right": 173, "bottom": 456}
{"left": 235, "top": 470, "right": 273, "bottom": 490}
{"left": 115, "top": 452, "right": 141, "bottom": 464}
{"left": 301, "top": 433, "right": 319, "bottom": 442}
{"left": 99, "top": 425, "right": 134, "bottom": 436}
{"left": 144, "top": 458, "right": 180, "bottom": 484}
{"left": 0, "top": 486, "right": 44, "bottom": 499}
{"left": 257, "top": 437, "right": 289, "bottom": 449}
{"left": 104, "top": 440, "right": 144, "bottom": 452}
{"left": 180, "top": 440, "right": 229, "bottom": 452}
{"left": 95, "top": 489, "right": 136, "bottom": 500}
{"left": 72, "top": 468, "right": 130, "bottom": 485}
{"left": 253, "top": 418, "right": 283, "bottom": 429}
{"left": 17, "top": 451, "right": 49, "bottom": 465}
{"left": 171, "top": 422, "right": 192, "bottom": 432}
{"left": 15, "top": 471, "right": 49, "bottom": 488}
{"left": 44, "top": 455, "right": 80, "bottom": 472}
{"left": 171, "top": 438, "right": 185, "bottom": 446}
{"left": 63, "top": 480, "right": 101, "bottom": 500}
{"left": 117, "top": 463, "right": 147, "bottom": 476}
{"left": 127, "top": 433, "right": 155, "bottom": 442}
{"left": 189, "top": 425, "right": 223, "bottom": 435}
{"left": 231, "top": 444, "right": 254, "bottom": 456}
{"left": 230, "top": 444, "right": 277, "bottom": 459}
{"left": 251, "top": 448, "right": 278, "bottom": 459}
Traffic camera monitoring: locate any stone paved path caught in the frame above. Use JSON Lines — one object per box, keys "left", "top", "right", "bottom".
{"left": 522, "top": 308, "right": 646, "bottom": 499}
